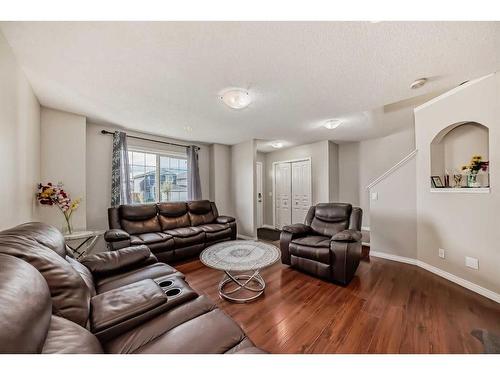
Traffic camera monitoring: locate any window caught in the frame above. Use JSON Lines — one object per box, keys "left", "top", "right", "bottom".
{"left": 128, "top": 149, "right": 188, "bottom": 203}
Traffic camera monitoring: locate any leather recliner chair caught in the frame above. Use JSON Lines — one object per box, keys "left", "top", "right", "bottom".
{"left": 105, "top": 200, "right": 236, "bottom": 263}
{"left": 280, "top": 203, "right": 363, "bottom": 285}
{"left": 0, "top": 222, "right": 264, "bottom": 354}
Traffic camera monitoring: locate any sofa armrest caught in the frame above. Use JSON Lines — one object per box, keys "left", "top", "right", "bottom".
{"left": 80, "top": 245, "right": 153, "bottom": 275}
{"left": 282, "top": 224, "right": 311, "bottom": 235}
{"left": 331, "top": 229, "right": 362, "bottom": 243}
{"left": 216, "top": 215, "right": 236, "bottom": 224}
{"left": 104, "top": 229, "right": 130, "bottom": 242}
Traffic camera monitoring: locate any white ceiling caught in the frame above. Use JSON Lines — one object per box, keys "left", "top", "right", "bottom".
{"left": 1, "top": 21, "right": 499, "bottom": 151}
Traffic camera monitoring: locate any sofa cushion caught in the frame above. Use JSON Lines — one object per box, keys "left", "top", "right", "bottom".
{"left": 165, "top": 226, "right": 204, "bottom": 238}
{"left": 95, "top": 263, "right": 184, "bottom": 294}
{"left": 289, "top": 241, "right": 331, "bottom": 264}
{"left": 291, "top": 235, "right": 330, "bottom": 248}
{"left": 130, "top": 232, "right": 172, "bottom": 245}
{"left": 119, "top": 204, "right": 161, "bottom": 235}
{"left": 197, "top": 223, "right": 228, "bottom": 233}
{"left": 42, "top": 316, "right": 103, "bottom": 354}
{"left": 188, "top": 200, "right": 216, "bottom": 226}
{"left": 157, "top": 202, "right": 190, "bottom": 230}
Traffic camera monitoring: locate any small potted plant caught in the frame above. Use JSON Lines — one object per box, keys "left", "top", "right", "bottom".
{"left": 461, "top": 155, "right": 489, "bottom": 188}
{"left": 36, "top": 182, "right": 81, "bottom": 234}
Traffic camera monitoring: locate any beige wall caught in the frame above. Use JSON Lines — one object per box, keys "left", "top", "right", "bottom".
{"left": 370, "top": 157, "right": 417, "bottom": 259}
{"left": 339, "top": 127, "right": 415, "bottom": 227}
{"left": 209, "top": 143, "right": 233, "bottom": 217}
{"left": 86, "top": 123, "right": 211, "bottom": 235}
{"left": 40, "top": 108, "right": 87, "bottom": 230}
{"left": 0, "top": 32, "right": 41, "bottom": 229}
{"left": 231, "top": 140, "right": 256, "bottom": 237}
{"left": 415, "top": 73, "right": 500, "bottom": 295}
{"left": 263, "top": 140, "right": 334, "bottom": 226}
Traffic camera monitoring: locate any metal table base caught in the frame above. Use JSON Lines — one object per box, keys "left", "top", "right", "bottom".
{"left": 218, "top": 270, "right": 266, "bottom": 303}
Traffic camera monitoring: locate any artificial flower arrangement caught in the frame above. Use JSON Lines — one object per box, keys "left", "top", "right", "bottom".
{"left": 461, "top": 155, "right": 489, "bottom": 188}
{"left": 36, "top": 182, "right": 81, "bottom": 234}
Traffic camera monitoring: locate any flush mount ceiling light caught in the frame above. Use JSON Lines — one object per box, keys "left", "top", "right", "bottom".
{"left": 323, "top": 119, "right": 342, "bottom": 130}
{"left": 219, "top": 88, "right": 251, "bottom": 109}
{"left": 410, "top": 78, "right": 428, "bottom": 89}
{"left": 270, "top": 141, "right": 283, "bottom": 149}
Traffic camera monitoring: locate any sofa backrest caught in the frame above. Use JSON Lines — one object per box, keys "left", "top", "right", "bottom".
{"left": 118, "top": 204, "right": 161, "bottom": 234}
{"left": 187, "top": 200, "right": 218, "bottom": 226}
{"left": 306, "top": 203, "right": 354, "bottom": 237}
{"left": 108, "top": 200, "right": 220, "bottom": 232}
{"left": 157, "top": 202, "right": 190, "bottom": 230}
{"left": 0, "top": 222, "right": 92, "bottom": 328}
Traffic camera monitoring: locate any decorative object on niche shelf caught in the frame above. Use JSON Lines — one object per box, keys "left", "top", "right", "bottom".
{"left": 431, "top": 176, "right": 444, "bottom": 188}
{"left": 444, "top": 169, "right": 450, "bottom": 187}
{"left": 462, "top": 155, "right": 489, "bottom": 188}
{"left": 453, "top": 172, "right": 463, "bottom": 188}
{"left": 36, "top": 182, "right": 81, "bottom": 234}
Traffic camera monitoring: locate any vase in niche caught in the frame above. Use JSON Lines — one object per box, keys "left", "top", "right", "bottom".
{"left": 467, "top": 172, "right": 481, "bottom": 188}
{"left": 62, "top": 215, "right": 73, "bottom": 235}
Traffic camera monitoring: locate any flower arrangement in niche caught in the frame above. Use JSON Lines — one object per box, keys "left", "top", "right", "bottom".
{"left": 461, "top": 155, "right": 489, "bottom": 188}
{"left": 36, "top": 182, "right": 81, "bottom": 234}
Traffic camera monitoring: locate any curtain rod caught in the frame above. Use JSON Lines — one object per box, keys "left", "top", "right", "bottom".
{"left": 100, "top": 130, "right": 200, "bottom": 151}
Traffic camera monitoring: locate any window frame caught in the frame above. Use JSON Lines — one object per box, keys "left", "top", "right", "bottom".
{"left": 128, "top": 146, "right": 188, "bottom": 204}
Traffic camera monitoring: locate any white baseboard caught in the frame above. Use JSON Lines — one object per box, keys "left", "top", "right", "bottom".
{"left": 361, "top": 226, "right": 370, "bottom": 231}
{"left": 361, "top": 242, "right": 370, "bottom": 247}
{"left": 369, "top": 250, "right": 500, "bottom": 303}
{"left": 237, "top": 234, "right": 258, "bottom": 240}
{"left": 261, "top": 224, "right": 276, "bottom": 230}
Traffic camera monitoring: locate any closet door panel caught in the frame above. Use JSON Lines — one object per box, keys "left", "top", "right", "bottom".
{"left": 292, "top": 160, "right": 312, "bottom": 224}
{"left": 275, "top": 162, "right": 292, "bottom": 229}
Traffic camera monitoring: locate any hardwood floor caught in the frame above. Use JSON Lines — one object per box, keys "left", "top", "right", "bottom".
{"left": 175, "top": 254, "right": 500, "bottom": 354}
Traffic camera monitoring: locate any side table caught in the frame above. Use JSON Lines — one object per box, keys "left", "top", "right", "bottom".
{"left": 64, "top": 230, "right": 105, "bottom": 259}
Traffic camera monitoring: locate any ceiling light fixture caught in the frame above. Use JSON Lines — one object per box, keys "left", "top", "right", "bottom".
{"left": 410, "top": 78, "right": 428, "bottom": 90}
{"left": 219, "top": 88, "right": 251, "bottom": 109}
{"left": 270, "top": 141, "right": 283, "bottom": 149}
{"left": 323, "top": 119, "right": 342, "bottom": 130}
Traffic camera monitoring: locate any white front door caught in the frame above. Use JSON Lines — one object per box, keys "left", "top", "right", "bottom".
{"left": 291, "top": 160, "right": 312, "bottom": 224}
{"left": 256, "top": 162, "right": 264, "bottom": 228}
{"left": 275, "top": 162, "right": 292, "bottom": 229}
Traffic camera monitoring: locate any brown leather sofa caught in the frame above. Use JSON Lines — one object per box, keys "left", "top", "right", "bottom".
{"left": 106, "top": 200, "right": 236, "bottom": 263}
{"left": 280, "top": 203, "right": 363, "bottom": 285}
{"left": 0, "top": 222, "right": 263, "bottom": 354}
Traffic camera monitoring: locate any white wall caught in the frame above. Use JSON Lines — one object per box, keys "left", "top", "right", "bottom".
{"left": 339, "top": 127, "right": 415, "bottom": 227}
{"left": 40, "top": 108, "right": 87, "bottom": 230}
{"left": 231, "top": 140, "right": 256, "bottom": 237}
{"left": 86, "top": 123, "right": 211, "bottom": 234}
{"left": 0, "top": 32, "right": 40, "bottom": 229}
{"left": 263, "top": 140, "right": 332, "bottom": 226}
{"left": 415, "top": 73, "right": 500, "bottom": 295}
{"left": 209, "top": 143, "right": 233, "bottom": 216}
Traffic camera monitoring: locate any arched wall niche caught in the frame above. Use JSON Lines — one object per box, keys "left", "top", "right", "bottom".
{"left": 430, "top": 121, "right": 489, "bottom": 188}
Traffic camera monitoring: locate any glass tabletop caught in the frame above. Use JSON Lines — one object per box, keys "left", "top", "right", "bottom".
{"left": 200, "top": 240, "right": 280, "bottom": 272}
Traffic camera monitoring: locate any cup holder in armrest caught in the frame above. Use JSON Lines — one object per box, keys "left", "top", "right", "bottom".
{"left": 165, "top": 288, "right": 182, "bottom": 297}
{"left": 158, "top": 280, "right": 174, "bottom": 288}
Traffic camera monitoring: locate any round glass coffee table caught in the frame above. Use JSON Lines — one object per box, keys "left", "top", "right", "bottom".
{"left": 200, "top": 240, "right": 280, "bottom": 303}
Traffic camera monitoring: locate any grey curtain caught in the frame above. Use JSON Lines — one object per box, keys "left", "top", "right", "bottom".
{"left": 187, "top": 145, "right": 202, "bottom": 200}
{"left": 111, "top": 131, "right": 131, "bottom": 206}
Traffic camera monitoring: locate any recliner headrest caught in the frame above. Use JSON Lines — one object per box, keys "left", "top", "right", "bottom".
{"left": 0, "top": 254, "right": 52, "bottom": 353}
{"left": 187, "top": 200, "right": 212, "bottom": 214}
{"left": 314, "top": 203, "right": 352, "bottom": 222}
{"left": 157, "top": 202, "right": 188, "bottom": 217}
{"left": 119, "top": 204, "right": 158, "bottom": 220}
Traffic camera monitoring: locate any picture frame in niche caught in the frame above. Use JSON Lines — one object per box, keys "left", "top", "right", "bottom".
{"left": 431, "top": 176, "right": 444, "bottom": 188}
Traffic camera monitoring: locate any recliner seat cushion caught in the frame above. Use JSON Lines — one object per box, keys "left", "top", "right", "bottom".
{"left": 157, "top": 202, "right": 190, "bottom": 230}
{"left": 165, "top": 227, "right": 205, "bottom": 248}
{"left": 129, "top": 232, "right": 172, "bottom": 245}
{"left": 289, "top": 242, "right": 331, "bottom": 264}
{"left": 197, "top": 223, "right": 232, "bottom": 241}
{"left": 291, "top": 235, "right": 330, "bottom": 248}
{"left": 119, "top": 204, "right": 161, "bottom": 235}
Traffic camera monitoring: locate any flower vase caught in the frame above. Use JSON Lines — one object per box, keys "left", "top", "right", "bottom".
{"left": 467, "top": 173, "right": 481, "bottom": 188}
{"left": 62, "top": 216, "right": 73, "bottom": 235}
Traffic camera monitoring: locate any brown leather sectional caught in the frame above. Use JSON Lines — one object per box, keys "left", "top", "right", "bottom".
{"left": 280, "top": 203, "right": 363, "bottom": 285}
{"left": 0, "top": 222, "right": 264, "bottom": 354}
{"left": 106, "top": 200, "right": 236, "bottom": 263}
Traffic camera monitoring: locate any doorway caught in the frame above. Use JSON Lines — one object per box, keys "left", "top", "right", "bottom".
{"left": 256, "top": 161, "right": 264, "bottom": 228}
{"left": 273, "top": 158, "right": 312, "bottom": 229}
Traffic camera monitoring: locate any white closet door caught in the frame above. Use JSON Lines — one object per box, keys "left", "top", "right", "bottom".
{"left": 275, "top": 162, "right": 292, "bottom": 229}
{"left": 291, "top": 160, "right": 312, "bottom": 224}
